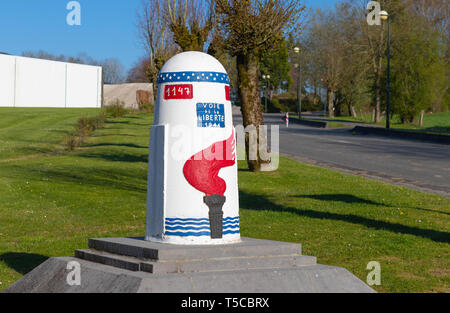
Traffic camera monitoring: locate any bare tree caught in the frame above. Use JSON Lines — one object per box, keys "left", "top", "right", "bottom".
{"left": 127, "top": 57, "right": 152, "bottom": 83}
{"left": 406, "top": 0, "right": 449, "bottom": 35}
{"left": 102, "top": 58, "right": 126, "bottom": 85}
{"left": 215, "top": 0, "right": 304, "bottom": 171}
{"left": 137, "top": 0, "right": 178, "bottom": 95}
{"left": 165, "top": 0, "right": 215, "bottom": 51}
{"left": 304, "top": 9, "right": 346, "bottom": 118}
{"left": 346, "top": 0, "right": 401, "bottom": 122}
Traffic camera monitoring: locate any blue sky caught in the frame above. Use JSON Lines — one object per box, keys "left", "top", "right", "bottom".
{"left": 0, "top": 0, "right": 338, "bottom": 71}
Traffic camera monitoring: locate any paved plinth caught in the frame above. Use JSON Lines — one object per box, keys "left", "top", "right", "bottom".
{"left": 4, "top": 237, "right": 375, "bottom": 293}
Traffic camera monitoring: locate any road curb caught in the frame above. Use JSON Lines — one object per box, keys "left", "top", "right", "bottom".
{"left": 352, "top": 126, "right": 450, "bottom": 144}
{"left": 282, "top": 153, "right": 450, "bottom": 198}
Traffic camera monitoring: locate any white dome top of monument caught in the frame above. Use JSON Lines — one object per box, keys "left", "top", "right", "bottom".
{"left": 159, "top": 51, "right": 227, "bottom": 75}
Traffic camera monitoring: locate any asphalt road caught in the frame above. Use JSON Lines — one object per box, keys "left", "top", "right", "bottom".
{"left": 233, "top": 113, "right": 450, "bottom": 197}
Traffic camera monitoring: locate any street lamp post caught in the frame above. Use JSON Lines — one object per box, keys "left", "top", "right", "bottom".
{"left": 262, "top": 74, "right": 270, "bottom": 113}
{"left": 380, "top": 10, "right": 391, "bottom": 129}
{"left": 294, "top": 47, "right": 301, "bottom": 119}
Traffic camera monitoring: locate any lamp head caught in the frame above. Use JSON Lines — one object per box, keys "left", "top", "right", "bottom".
{"left": 379, "top": 11, "right": 389, "bottom": 21}
{"left": 294, "top": 47, "right": 300, "bottom": 54}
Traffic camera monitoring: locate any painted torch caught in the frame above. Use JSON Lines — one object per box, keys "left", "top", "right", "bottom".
{"left": 145, "top": 52, "right": 240, "bottom": 245}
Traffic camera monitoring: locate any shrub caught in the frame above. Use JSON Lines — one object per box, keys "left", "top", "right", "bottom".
{"left": 87, "top": 111, "right": 106, "bottom": 131}
{"left": 65, "top": 111, "right": 107, "bottom": 152}
{"left": 95, "top": 110, "right": 107, "bottom": 128}
{"left": 106, "top": 99, "right": 128, "bottom": 118}
{"left": 138, "top": 101, "right": 154, "bottom": 113}
{"left": 75, "top": 116, "right": 94, "bottom": 138}
{"left": 65, "top": 134, "right": 81, "bottom": 151}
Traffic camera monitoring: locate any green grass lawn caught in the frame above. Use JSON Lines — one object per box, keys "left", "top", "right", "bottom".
{"left": 0, "top": 108, "right": 449, "bottom": 293}
{"left": 326, "top": 122, "right": 347, "bottom": 129}
{"left": 332, "top": 111, "right": 450, "bottom": 134}
{"left": 0, "top": 108, "right": 102, "bottom": 161}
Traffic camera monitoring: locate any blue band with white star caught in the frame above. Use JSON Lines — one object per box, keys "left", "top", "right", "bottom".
{"left": 157, "top": 71, "right": 230, "bottom": 84}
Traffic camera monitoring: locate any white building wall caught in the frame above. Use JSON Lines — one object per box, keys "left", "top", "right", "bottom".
{"left": 0, "top": 55, "right": 16, "bottom": 107}
{"left": 0, "top": 54, "right": 102, "bottom": 108}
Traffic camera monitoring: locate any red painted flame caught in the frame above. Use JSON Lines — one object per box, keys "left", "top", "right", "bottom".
{"left": 183, "top": 129, "right": 236, "bottom": 196}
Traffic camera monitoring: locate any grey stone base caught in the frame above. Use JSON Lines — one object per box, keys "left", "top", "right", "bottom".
{"left": 4, "top": 237, "right": 375, "bottom": 293}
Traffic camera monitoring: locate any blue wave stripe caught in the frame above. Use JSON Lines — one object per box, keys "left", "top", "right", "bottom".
{"left": 166, "top": 221, "right": 239, "bottom": 227}
{"left": 165, "top": 231, "right": 211, "bottom": 237}
{"left": 223, "top": 229, "right": 240, "bottom": 235}
{"left": 166, "top": 227, "right": 239, "bottom": 233}
{"left": 165, "top": 229, "right": 240, "bottom": 237}
{"left": 166, "top": 216, "right": 239, "bottom": 221}
{"left": 165, "top": 221, "right": 210, "bottom": 226}
{"left": 223, "top": 222, "right": 240, "bottom": 225}
{"left": 166, "top": 225, "right": 210, "bottom": 231}
{"left": 164, "top": 217, "right": 240, "bottom": 237}
{"left": 165, "top": 217, "right": 239, "bottom": 222}
{"left": 166, "top": 226, "right": 239, "bottom": 231}
{"left": 166, "top": 218, "right": 209, "bottom": 222}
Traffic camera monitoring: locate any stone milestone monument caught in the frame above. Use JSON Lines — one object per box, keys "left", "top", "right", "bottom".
{"left": 5, "top": 52, "right": 374, "bottom": 293}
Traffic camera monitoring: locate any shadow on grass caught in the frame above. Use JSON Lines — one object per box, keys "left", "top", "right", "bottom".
{"left": 94, "top": 133, "right": 136, "bottom": 137}
{"left": 423, "top": 126, "right": 450, "bottom": 134}
{"left": 295, "top": 193, "right": 450, "bottom": 216}
{"left": 79, "top": 151, "right": 148, "bottom": 163}
{"left": 105, "top": 121, "right": 130, "bottom": 125}
{"left": 240, "top": 191, "right": 450, "bottom": 244}
{"left": 0, "top": 253, "right": 48, "bottom": 275}
{"left": 5, "top": 165, "right": 147, "bottom": 193}
{"left": 84, "top": 143, "right": 147, "bottom": 149}
{"left": 296, "top": 194, "right": 382, "bottom": 206}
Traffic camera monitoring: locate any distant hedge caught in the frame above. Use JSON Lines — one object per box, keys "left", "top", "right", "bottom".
{"left": 261, "top": 97, "right": 321, "bottom": 113}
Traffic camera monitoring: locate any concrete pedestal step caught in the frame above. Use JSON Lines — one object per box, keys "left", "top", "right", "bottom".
{"left": 75, "top": 248, "right": 317, "bottom": 274}
{"left": 88, "top": 237, "right": 303, "bottom": 260}
{"left": 4, "top": 237, "right": 375, "bottom": 293}
{"left": 5, "top": 256, "right": 375, "bottom": 293}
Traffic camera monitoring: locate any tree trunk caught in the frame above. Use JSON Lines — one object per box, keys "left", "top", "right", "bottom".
{"left": 334, "top": 96, "right": 341, "bottom": 117}
{"left": 350, "top": 106, "right": 357, "bottom": 119}
{"left": 374, "top": 84, "right": 381, "bottom": 123}
{"left": 373, "top": 54, "right": 383, "bottom": 123}
{"left": 237, "top": 53, "right": 270, "bottom": 172}
{"left": 419, "top": 110, "right": 425, "bottom": 127}
{"left": 327, "top": 89, "right": 334, "bottom": 118}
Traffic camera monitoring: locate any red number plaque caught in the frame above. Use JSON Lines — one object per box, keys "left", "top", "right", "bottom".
{"left": 225, "top": 85, "right": 230, "bottom": 101}
{"left": 164, "top": 84, "right": 194, "bottom": 100}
